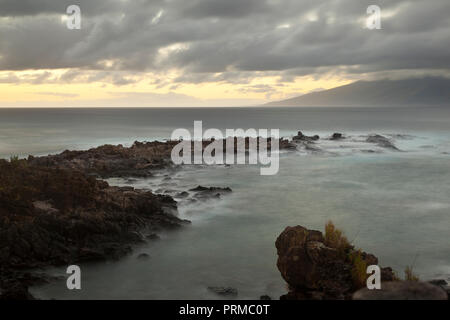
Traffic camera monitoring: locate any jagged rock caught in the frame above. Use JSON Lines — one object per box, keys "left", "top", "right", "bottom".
{"left": 189, "top": 186, "right": 232, "bottom": 193}
{"left": 366, "top": 134, "right": 399, "bottom": 150}
{"left": 330, "top": 133, "right": 344, "bottom": 140}
{"left": 0, "top": 159, "right": 190, "bottom": 299}
{"left": 281, "top": 141, "right": 298, "bottom": 150}
{"left": 207, "top": 287, "right": 238, "bottom": 297}
{"left": 189, "top": 186, "right": 232, "bottom": 201}
{"left": 293, "top": 131, "right": 320, "bottom": 142}
{"left": 353, "top": 281, "right": 448, "bottom": 300}
{"left": 29, "top": 139, "right": 295, "bottom": 178}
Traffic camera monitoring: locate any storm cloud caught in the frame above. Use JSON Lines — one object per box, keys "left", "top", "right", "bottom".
{"left": 0, "top": 0, "right": 449, "bottom": 85}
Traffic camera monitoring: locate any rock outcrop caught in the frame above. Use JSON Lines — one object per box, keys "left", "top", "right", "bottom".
{"left": 275, "top": 225, "right": 394, "bottom": 300}
{"left": 189, "top": 186, "right": 232, "bottom": 200}
{"left": 330, "top": 133, "right": 344, "bottom": 140}
{"left": 293, "top": 131, "right": 320, "bottom": 142}
{"left": 366, "top": 134, "right": 399, "bottom": 151}
{"left": 0, "top": 159, "right": 189, "bottom": 299}
{"left": 28, "top": 141, "right": 179, "bottom": 178}
{"left": 29, "top": 138, "right": 295, "bottom": 178}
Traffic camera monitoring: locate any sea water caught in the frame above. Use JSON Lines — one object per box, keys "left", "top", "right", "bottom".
{"left": 0, "top": 106, "right": 448, "bottom": 299}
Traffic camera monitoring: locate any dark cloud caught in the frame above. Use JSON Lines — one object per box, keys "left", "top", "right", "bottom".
{"left": 182, "top": 0, "right": 271, "bottom": 19}
{"left": 0, "top": 0, "right": 449, "bottom": 83}
{"left": 0, "top": 0, "right": 126, "bottom": 17}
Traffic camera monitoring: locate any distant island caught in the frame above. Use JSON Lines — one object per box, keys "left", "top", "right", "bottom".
{"left": 266, "top": 77, "right": 450, "bottom": 107}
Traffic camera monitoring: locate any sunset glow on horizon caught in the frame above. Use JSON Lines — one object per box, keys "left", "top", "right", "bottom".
{"left": 1, "top": 0, "right": 449, "bottom": 107}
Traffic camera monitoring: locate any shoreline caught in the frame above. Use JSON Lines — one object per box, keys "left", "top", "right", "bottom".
{"left": 1, "top": 136, "right": 289, "bottom": 299}
{"left": 2, "top": 132, "right": 449, "bottom": 299}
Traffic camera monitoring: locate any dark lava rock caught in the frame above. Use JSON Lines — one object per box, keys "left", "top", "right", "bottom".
{"left": 0, "top": 159, "right": 190, "bottom": 299}
{"left": 330, "top": 133, "right": 344, "bottom": 140}
{"left": 28, "top": 138, "right": 296, "bottom": 178}
{"left": 189, "top": 186, "right": 232, "bottom": 201}
{"left": 189, "top": 186, "right": 232, "bottom": 193}
{"left": 28, "top": 141, "right": 179, "bottom": 178}
{"left": 207, "top": 286, "right": 238, "bottom": 297}
{"left": 275, "top": 225, "right": 394, "bottom": 300}
{"left": 353, "top": 281, "right": 448, "bottom": 300}
{"left": 361, "top": 149, "right": 379, "bottom": 154}
{"left": 293, "top": 131, "right": 320, "bottom": 142}
{"left": 366, "top": 134, "right": 399, "bottom": 151}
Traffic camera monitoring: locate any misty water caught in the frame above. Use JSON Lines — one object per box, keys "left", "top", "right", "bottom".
{"left": 1, "top": 107, "right": 449, "bottom": 299}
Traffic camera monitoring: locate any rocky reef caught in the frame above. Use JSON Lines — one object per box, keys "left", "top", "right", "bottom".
{"left": 275, "top": 224, "right": 448, "bottom": 300}
{"left": 28, "top": 141, "right": 179, "bottom": 178}
{"left": 28, "top": 138, "right": 295, "bottom": 178}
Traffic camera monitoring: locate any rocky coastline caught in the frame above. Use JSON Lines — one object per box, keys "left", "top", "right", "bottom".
{"left": 2, "top": 137, "right": 284, "bottom": 299}
{"left": 0, "top": 158, "right": 191, "bottom": 299}
{"left": 1, "top": 132, "right": 445, "bottom": 300}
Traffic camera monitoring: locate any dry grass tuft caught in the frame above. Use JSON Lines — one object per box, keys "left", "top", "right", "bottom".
{"left": 404, "top": 266, "right": 419, "bottom": 281}
{"left": 324, "top": 220, "right": 351, "bottom": 257}
{"left": 349, "top": 249, "right": 368, "bottom": 289}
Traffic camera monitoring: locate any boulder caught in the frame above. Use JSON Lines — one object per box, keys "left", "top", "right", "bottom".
{"left": 189, "top": 186, "right": 232, "bottom": 201}
{"left": 276, "top": 225, "right": 394, "bottom": 300}
{"left": 293, "top": 131, "right": 320, "bottom": 142}
{"left": 330, "top": 133, "right": 344, "bottom": 140}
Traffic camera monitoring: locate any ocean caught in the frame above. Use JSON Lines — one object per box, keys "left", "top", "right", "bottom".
{"left": 1, "top": 106, "right": 449, "bottom": 299}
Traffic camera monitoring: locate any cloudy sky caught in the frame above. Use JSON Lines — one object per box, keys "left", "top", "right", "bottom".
{"left": 0, "top": 0, "right": 449, "bottom": 107}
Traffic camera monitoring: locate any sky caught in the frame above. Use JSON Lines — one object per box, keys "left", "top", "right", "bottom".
{"left": 0, "top": 0, "right": 449, "bottom": 107}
